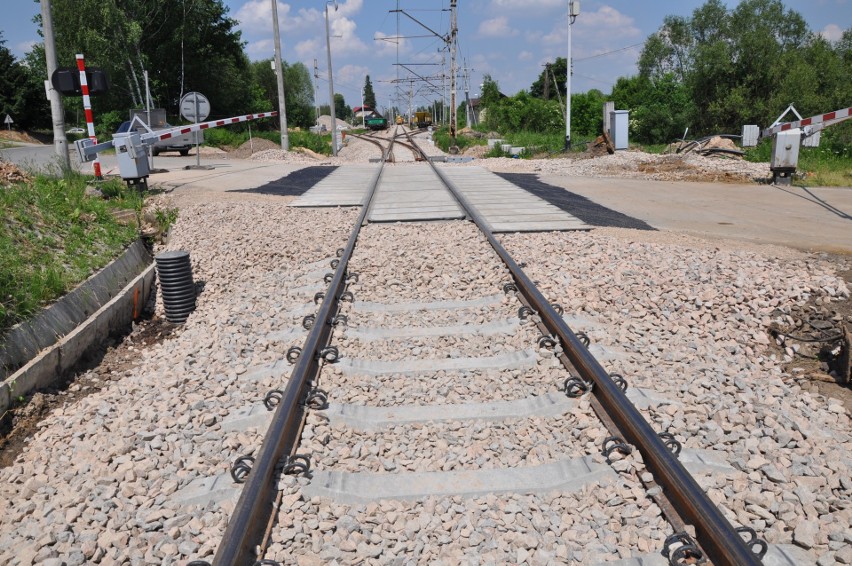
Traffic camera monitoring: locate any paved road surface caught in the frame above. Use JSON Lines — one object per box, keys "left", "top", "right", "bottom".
{"left": 4, "top": 143, "right": 850, "bottom": 254}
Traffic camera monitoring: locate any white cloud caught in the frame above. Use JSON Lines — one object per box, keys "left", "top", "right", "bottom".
{"left": 478, "top": 17, "right": 518, "bottom": 38}
{"left": 820, "top": 24, "right": 844, "bottom": 42}
{"left": 14, "top": 41, "right": 37, "bottom": 55}
{"left": 518, "top": 51, "right": 534, "bottom": 61}
{"left": 245, "top": 39, "right": 275, "bottom": 59}
{"left": 294, "top": 38, "right": 321, "bottom": 60}
{"left": 373, "top": 31, "right": 408, "bottom": 57}
{"left": 336, "top": 64, "right": 371, "bottom": 97}
{"left": 233, "top": 1, "right": 322, "bottom": 35}
{"left": 489, "top": 0, "right": 562, "bottom": 9}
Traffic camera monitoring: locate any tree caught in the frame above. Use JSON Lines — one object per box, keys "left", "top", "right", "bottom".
{"left": 0, "top": 33, "right": 29, "bottom": 128}
{"left": 251, "top": 60, "right": 314, "bottom": 129}
{"left": 333, "top": 93, "right": 351, "bottom": 121}
{"left": 636, "top": 0, "right": 843, "bottom": 135}
{"left": 44, "top": 0, "right": 253, "bottom": 123}
{"left": 363, "top": 76, "right": 376, "bottom": 110}
{"left": 530, "top": 58, "right": 567, "bottom": 100}
{"left": 0, "top": 33, "right": 48, "bottom": 130}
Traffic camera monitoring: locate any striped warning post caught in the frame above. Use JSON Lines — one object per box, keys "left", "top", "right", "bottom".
{"left": 762, "top": 106, "right": 852, "bottom": 138}
{"left": 75, "top": 54, "right": 102, "bottom": 180}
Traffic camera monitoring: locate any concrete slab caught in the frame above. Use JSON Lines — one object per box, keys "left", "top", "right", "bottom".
{"left": 221, "top": 403, "right": 274, "bottom": 432}
{"left": 289, "top": 165, "right": 375, "bottom": 207}
{"left": 539, "top": 175, "right": 852, "bottom": 253}
{"left": 368, "top": 165, "right": 464, "bottom": 222}
{"left": 325, "top": 391, "right": 577, "bottom": 429}
{"left": 302, "top": 455, "right": 617, "bottom": 504}
{"left": 594, "top": 543, "right": 812, "bottom": 566}
{"left": 351, "top": 293, "right": 504, "bottom": 314}
{"left": 345, "top": 318, "right": 518, "bottom": 341}
{"left": 679, "top": 448, "right": 738, "bottom": 475}
{"left": 172, "top": 473, "right": 240, "bottom": 509}
{"left": 337, "top": 348, "right": 538, "bottom": 376}
{"left": 438, "top": 166, "right": 591, "bottom": 232}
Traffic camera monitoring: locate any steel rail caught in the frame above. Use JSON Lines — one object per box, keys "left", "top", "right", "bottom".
{"left": 211, "top": 162, "right": 385, "bottom": 566}
{"left": 423, "top": 159, "right": 762, "bottom": 566}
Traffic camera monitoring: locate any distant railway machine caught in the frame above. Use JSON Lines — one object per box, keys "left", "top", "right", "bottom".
{"left": 365, "top": 115, "right": 389, "bottom": 131}
{"left": 414, "top": 111, "right": 432, "bottom": 129}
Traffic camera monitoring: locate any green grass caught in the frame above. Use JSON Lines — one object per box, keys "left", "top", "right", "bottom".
{"left": 432, "top": 127, "right": 486, "bottom": 153}
{"left": 203, "top": 127, "right": 331, "bottom": 155}
{"left": 745, "top": 138, "right": 852, "bottom": 187}
{"left": 0, "top": 172, "right": 140, "bottom": 332}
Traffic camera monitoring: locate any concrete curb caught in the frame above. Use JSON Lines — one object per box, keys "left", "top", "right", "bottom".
{"left": 0, "top": 241, "right": 155, "bottom": 415}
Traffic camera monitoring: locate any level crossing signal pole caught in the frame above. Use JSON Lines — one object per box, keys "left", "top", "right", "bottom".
{"left": 76, "top": 54, "right": 102, "bottom": 180}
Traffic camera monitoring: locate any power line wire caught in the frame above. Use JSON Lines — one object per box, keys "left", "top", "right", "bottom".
{"left": 574, "top": 42, "right": 643, "bottom": 62}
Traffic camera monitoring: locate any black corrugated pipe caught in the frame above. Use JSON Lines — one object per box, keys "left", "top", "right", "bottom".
{"left": 155, "top": 251, "right": 196, "bottom": 323}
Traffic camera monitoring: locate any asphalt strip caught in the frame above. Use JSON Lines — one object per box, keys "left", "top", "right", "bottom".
{"left": 227, "top": 165, "right": 337, "bottom": 197}
{"left": 495, "top": 172, "right": 656, "bottom": 230}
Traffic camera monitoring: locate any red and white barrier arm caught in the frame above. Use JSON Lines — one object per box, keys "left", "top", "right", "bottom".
{"left": 142, "top": 111, "right": 279, "bottom": 144}
{"left": 762, "top": 106, "right": 852, "bottom": 138}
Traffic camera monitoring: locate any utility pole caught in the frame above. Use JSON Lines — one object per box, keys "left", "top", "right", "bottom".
{"left": 40, "top": 0, "right": 70, "bottom": 171}
{"left": 325, "top": 1, "right": 339, "bottom": 156}
{"left": 543, "top": 63, "right": 551, "bottom": 100}
{"left": 449, "top": 0, "right": 458, "bottom": 152}
{"left": 313, "top": 59, "right": 320, "bottom": 129}
{"left": 565, "top": 0, "right": 580, "bottom": 151}
{"left": 463, "top": 60, "right": 474, "bottom": 128}
{"left": 271, "top": 0, "right": 289, "bottom": 150}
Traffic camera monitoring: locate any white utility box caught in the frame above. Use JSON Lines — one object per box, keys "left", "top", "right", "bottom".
{"left": 741, "top": 125, "right": 759, "bottom": 147}
{"left": 115, "top": 134, "right": 150, "bottom": 179}
{"left": 770, "top": 128, "right": 801, "bottom": 185}
{"left": 771, "top": 129, "right": 801, "bottom": 169}
{"left": 610, "top": 110, "right": 629, "bottom": 150}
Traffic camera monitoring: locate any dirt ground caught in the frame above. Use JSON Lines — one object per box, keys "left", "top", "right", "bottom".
{"left": 772, "top": 264, "right": 852, "bottom": 412}
{"left": 0, "top": 313, "right": 178, "bottom": 468}
{"left": 0, "top": 130, "right": 45, "bottom": 144}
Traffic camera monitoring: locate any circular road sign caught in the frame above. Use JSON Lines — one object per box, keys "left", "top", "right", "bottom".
{"left": 180, "top": 91, "right": 210, "bottom": 122}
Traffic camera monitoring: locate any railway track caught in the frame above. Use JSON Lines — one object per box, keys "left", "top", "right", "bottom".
{"left": 347, "top": 125, "right": 426, "bottom": 163}
{"left": 206, "top": 136, "right": 769, "bottom": 565}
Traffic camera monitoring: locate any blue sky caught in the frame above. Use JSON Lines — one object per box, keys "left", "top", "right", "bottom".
{"left": 2, "top": 0, "right": 849, "bottom": 113}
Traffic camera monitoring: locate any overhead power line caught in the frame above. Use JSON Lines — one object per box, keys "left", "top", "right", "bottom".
{"left": 574, "top": 42, "right": 643, "bottom": 62}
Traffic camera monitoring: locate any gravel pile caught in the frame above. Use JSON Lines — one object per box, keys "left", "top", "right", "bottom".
{"left": 0, "top": 201, "right": 358, "bottom": 564}
{"left": 500, "top": 228, "right": 851, "bottom": 561}
{"left": 461, "top": 151, "right": 771, "bottom": 183}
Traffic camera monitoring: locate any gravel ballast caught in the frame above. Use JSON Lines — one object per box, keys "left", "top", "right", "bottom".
{"left": 0, "top": 128, "right": 848, "bottom": 564}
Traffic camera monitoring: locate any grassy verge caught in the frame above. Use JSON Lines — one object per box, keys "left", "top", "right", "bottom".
{"left": 745, "top": 139, "right": 852, "bottom": 187}
{"left": 0, "top": 172, "right": 140, "bottom": 333}
{"left": 203, "top": 127, "right": 332, "bottom": 155}
{"left": 432, "top": 127, "right": 485, "bottom": 153}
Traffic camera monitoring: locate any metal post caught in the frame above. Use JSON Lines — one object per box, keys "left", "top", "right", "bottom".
{"left": 313, "top": 59, "right": 321, "bottom": 129}
{"left": 565, "top": 0, "right": 579, "bottom": 151}
{"left": 144, "top": 70, "right": 153, "bottom": 169}
{"left": 40, "top": 0, "right": 70, "bottom": 171}
{"left": 271, "top": 0, "right": 289, "bottom": 150}
{"left": 194, "top": 96, "right": 201, "bottom": 167}
{"left": 449, "top": 0, "right": 458, "bottom": 151}
{"left": 325, "top": 1, "right": 339, "bottom": 155}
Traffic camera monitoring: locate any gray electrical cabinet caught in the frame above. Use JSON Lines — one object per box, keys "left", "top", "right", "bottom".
{"left": 770, "top": 128, "right": 801, "bottom": 185}
{"left": 741, "top": 125, "right": 759, "bottom": 147}
{"left": 610, "top": 110, "right": 629, "bottom": 150}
